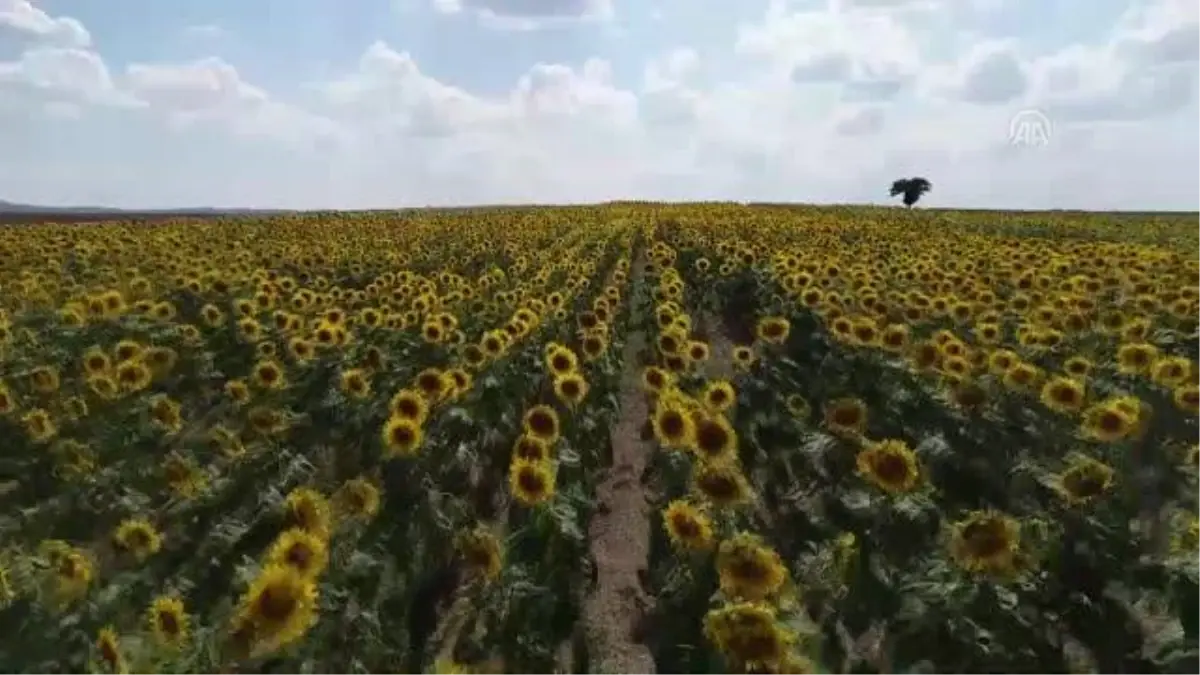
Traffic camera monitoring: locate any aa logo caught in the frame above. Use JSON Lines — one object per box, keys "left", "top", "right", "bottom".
{"left": 1009, "top": 109, "right": 1052, "bottom": 147}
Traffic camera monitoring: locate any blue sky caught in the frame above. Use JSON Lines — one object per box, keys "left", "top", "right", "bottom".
{"left": 1, "top": 0, "right": 1196, "bottom": 209}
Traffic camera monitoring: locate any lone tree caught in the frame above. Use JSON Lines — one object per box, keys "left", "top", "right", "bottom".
{"left": 889, "top": 177, "right": 932, "bottom": 208}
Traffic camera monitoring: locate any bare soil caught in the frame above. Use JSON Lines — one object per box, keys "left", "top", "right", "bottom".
{"left": 583, "top": 248, "right": 656, "bottom": 674}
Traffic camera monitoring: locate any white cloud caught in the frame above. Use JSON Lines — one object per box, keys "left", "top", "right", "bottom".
{"left": 0, "top": 0, "right": 1195, "bottom": 210}
{"left": 939, "top": 41, "right": 1030, "bottom": 104}
{"left": 0, "top": 47, "right": 141, "bottom": 108}
{"left": 0, "top": 0, "right": 90, "bottom": 47}
{"left": 431, "top": 0, "right": 613, "bottom": 30}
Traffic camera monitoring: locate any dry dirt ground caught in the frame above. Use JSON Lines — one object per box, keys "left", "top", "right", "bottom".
{"left": 582, "top": 248, "right": 656, "bottom": 674}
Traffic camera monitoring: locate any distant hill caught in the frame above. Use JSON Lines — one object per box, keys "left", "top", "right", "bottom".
{"left": 0, "top": 199, "right": 125, "bottom": 214}
{"left": 0, "top": 199, "right": 294, "bottom": 224}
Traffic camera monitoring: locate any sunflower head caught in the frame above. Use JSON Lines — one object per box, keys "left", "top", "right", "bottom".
{"left": 652, "top": 400, "right": 696, "bottom": 450}
{"left": 823, "top": 397, "right": 868, "bottom": 437}
{"left": 267, "top": 528, "right": 329, "bottom": 579}
{"left": 1039, "top": 376, "right": 1086, "bottom": 415}
{"left": 855, "top": 439, "right": 921, "bottom": 495}
{"left": 553, "top": 372, "right": 590, "bottom": 407}
{"left": 703, "top": 602, "right": 796, "bottom": 673}
{"left": 146, "top": 595, "right": 190, "bottom": 648}
{"left": 456, "top": 525, "right": 504, "bottom": 581}
{"left": 662, "top": 500, "right": 715, "bottom": 552}
{"left": 339, "top": 368, "right": 372, "bottom": 400}
{"left": 701, "top": 380, "right": 737, "bottom": 414}
{"left": 415, "top": 367, "right": 447, "bottom": 402}
{"left": 690, "top": 413, "right": 738, "bottom": 463}
{"left": 1054, "top": 454, "right": 1115, "bottom": 506}
{"left": 716, "top": 533, "right": 788, "bottom": 601}
{"left": 113, "top": 518, "right": 163, "bottom": 562}
{"left": 1080, "top": 400, "right": 1137, "bottom": 443}
{"left": 948, "top": 510, "right": 1021, "bottom": 578}
{"left": 509, "top": 457, "right": 555, "bottom": 507}
{"left": 732, "top": 345, "right": 757, "bottom": 371}
{"left": 389, "top": 388, "right": 429, "bottom": 423}
{"left": 513, "top": 433, "right": 552, "bottom": 462}
{"left": 545, "top": 345, "right": 580, "bottom": 376}
{"left": 755, "top": 317, "right": 791, "bottom": 345}
{"left": 283, "top": 487, "right": 332, "bottom": 535}
{"left": 230, "top": 564, "right": 319, "bottom": 658}
{"left": 693, "top": 461, "right": 751, "bottom": 507}
{"left": 382, "top": 415, "right": 425, "bottom": 458}
{"left": 335, "top": 477, "right": 381, "bottom": 520}
{"left": 522, "top": 404, "right": 561, "bottom": 443}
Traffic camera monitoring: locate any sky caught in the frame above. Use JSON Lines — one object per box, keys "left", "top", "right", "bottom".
{"left": 0, "top": 0, "right": 1196, "bottom": 210}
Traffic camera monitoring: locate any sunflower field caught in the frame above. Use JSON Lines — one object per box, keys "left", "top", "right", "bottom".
{"left": 0, "top": 204, "right": 1196, "bottom": 674}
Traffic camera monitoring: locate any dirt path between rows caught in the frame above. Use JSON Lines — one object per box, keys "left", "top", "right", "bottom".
{"left": 582, "top": 245, "right": 656, "bottom": 674}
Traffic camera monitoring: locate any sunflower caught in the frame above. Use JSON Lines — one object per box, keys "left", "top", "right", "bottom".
{"left": 732, "top": 345, "right": 757, "bottom": 371}
{"left": 334, "top": 477, "right": 381, "bottom": 520}
{"left": 1080, "top": 400, "right": 1136, "bottom": 443}
{"left": 415, "top": 367, "right": 448, "bottom": 402}
{"left": 388, "top": 388, "right": 430, "bottom": 424}
{"left": 248, "top": 357, "right": 285, "bottom": 389}
{"left": 755, "top": 317, "right": 791, "bottom": 345}
{"left": 701, "top": 380, "right": 737, "bottom": 414}
{"left": 522, "top": 404, "right": 561, "bottom": 444}
{"left": 1053, "top": 455, "right": 1115, "bottom": 506}
{"left": 691, "top": 413, "right": 739, "bottom": 463}
{"left": 445, "top": 368, "right": 473, "bottom": 399}
{"left": 856, "top": 439, "right": 921, "bottom": 495}
{"left": 545, "top": 345, "right": 580, "bottom": 376}
{"left": 641, "top": 366, "right": 673, "bottom": 395}
{"left": 553, "top": 372, "right": 590, "bottom": 407}
{"left": 29, "top": 366, "right": 60, "bottom": 394}
{"left": 266, "top": 528, "right": 329, "bottom": 579}
{"left": 115, "top": 359, "right": 152, "bottom": 392}
{"left": 512, "top": 433, "right": 552, "bottom": 463}
{"left": 704, "top": 602, "right": 796, "bottom": 673}
{"left": 0, "top": 382, "right": 16, "bottom": 414}
{"left": 662, "top": 500, "right": 715, "bottom": 551}
{"left": 1170, "top": 513, "right": 1199, "bottom": 558}
{"left": 1002, "top": 361, "right": 1042, "bottom": 392}
{"left": 1174, "top": 384, "right": 1199, "bottom": 415}
{"left": 693, "top": 461, "right": 752, "bottom": 508}
{"left": 784, "top": 394, "right": 811, "bottom": 421}
{"left": 113, "top": 518, "right": 163, "bottom": 562}
{"left": 456, "top": 525, "right": 504, "bottom": 581}
{"left": 1116, "top": 342, "right": 1158, "bottom": 376}
{"left": 229, "top": 564, "right": 319, "bottom": 658}
{"left": 81, "top": 346, "right": 112, "bottom": 376}
{"left": 146, "top": 595, "right": 190, "bottom": 648}
{"left": 22, "top": 408, "right": 56, "bottom": 443}
{"left": 1063, "top": 356, "right": 1093, "bottom": 379}
{"left": 1151, "top": 356, "right": 1193, "bottom": 388}
{"left": 581, "top": 333, "right": 608, "bottom": 361}
{"left": 95, "top": 626, "right": 126, "bottom": 674}
{"left": 509, "top": 457, "right": 555, "bottom": 507}
{"left": 716, "top": 533, "right": 788, "bottom": 601}
{"left": 651, "top": 399, "right": 696, "bottom": 450}
{"left": 382, "top": 415, "right": 424, "bottom": 458}
{"left": 283, "top": 487, "right": 332, "bottom": 536}
{"left": 148, "top": 395, "right": 184, "bottom": 434}
{"left": 225, "top": 379, "right": 252, "bottom": 405}
{"left": 1039, "top": 376, "right": 1086, "bottom": 415}
{"left": 948, "top": 510, "right": 1021, "bottom": 578}
{"left": 823, "top": 397, "right": 867, "bottom": 437}
{"left": 50, "top": 547, "right": 93, "bottom": 602}
{"left": 462, "top": 343, "right": 488, "bottom": 369}
{"left": 879, "top": 323, "right": 910, "bottom": 352}
{"left": 657, "top": 331, "right": 684, "bottom": 358}
{"left": 687, "top": 340, "right": 711, "bottom": 363}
